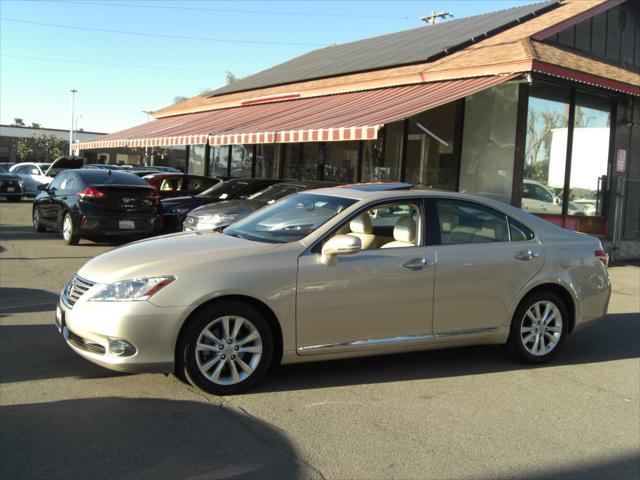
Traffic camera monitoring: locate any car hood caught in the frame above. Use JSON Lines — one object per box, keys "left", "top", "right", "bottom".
{"left": 77, "top": 232, "right": 280, "bottom": 284}
{"left": 44, "top": 156, "right": 84, "bottom": 176}
{"left": 190, "top": 199, "right": 265, "bottom": 217}
{"left": 161, "top": 196, "right": 208, "bottom": 212}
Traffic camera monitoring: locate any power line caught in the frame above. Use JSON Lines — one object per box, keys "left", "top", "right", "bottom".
{"left": 1, "top": 53, "right": 251, "bottom": 74}
{"left": 3, "top": 0, "right": 415, "bottom": 20}
{"left": 0, "top": 18, "right": 331, "bottom": 47}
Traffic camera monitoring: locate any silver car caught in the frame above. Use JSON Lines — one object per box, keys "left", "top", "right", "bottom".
{"left": 56, "top": 187, "right": 611, "bottom": 394}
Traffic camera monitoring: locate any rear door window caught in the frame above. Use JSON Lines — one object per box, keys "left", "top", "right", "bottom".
{"left": 437, "top": 200, "right": 509, "bottom": 245}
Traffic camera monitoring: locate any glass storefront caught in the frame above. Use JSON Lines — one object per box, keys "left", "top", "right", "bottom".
{"left": 255, "top": 144, "right": 276, "bottom": 179}
{"left": 282, "top": 143, "right": 320, "bottom": 180}
{"left": 459, "top": 83, "right": 519, "bottom": 205}
{"left": 323, "top": 141, "right": 358, "bottom": 182}
{"left": 521, "top": 84, "right": 570, "bottom": 214}
{"left": 231, "top": 144, "right": 252, "bottom": 178}
{"left": 210, "top": 146, "right": 229, "bottom": 177}
{"left": 362, "top": 122, "right": 402, "bottom": 182}
{"left": 405, "top": 103, "right": 458, "bottom": 190}
{"left": 568, "top": 93, "right": 611, "bottom": 217}
{"left": 188, "top": 145, "right": 206, "bottom": 176}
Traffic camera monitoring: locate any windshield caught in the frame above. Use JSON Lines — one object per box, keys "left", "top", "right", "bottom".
{"left": 248, "top": 184, "right": 302, "bottom": 204}
{"left": 197, "top": 180, "right": 249, "bottom": 200}
{"left": 224, "top": 193, "right": 356, "bottom": 244}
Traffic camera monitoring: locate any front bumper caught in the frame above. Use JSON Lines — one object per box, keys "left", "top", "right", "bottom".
{"left": 56, "top": 297, "right": 186, "bottom": 373}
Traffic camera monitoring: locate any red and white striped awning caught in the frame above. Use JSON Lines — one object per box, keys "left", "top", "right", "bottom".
{"left": 74, "top": 74, "right": 517, "bottom": 151}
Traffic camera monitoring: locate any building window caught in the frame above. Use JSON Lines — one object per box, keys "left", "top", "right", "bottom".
{"left": 188, "top": 145, "right": 206, "bottom": 176}
{"left": 282, "top": 143, "right": 320, "bottom": 180}
{"left": 210, "top": 146, "right": 229, "bottom": 177}
{"left": 459, "top": 83, "right": 519, "bottom": 204}
{"left": 230, "top": 145, "right": 252, "bottom": 178}
{"left": 255, "top": 144, "right": 276, "bottom": 179}
{"left": 405, "top": 102, "right": 458, "bottom": 190}
{"left": 362, "top": 122, "right": 402, "bottom": 182}
{"left": 521, "top": 84, "right": 570, "bottom": 214}
{"left": 323, "top": 141, "right": 358, "bottom": 182}
{"left": 568, "top": 93, "right": 611, "bottom": 217}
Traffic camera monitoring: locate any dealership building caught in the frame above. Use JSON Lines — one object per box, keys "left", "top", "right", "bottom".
{"left": 75, "top": 0, "right": 640, "bottom": 260}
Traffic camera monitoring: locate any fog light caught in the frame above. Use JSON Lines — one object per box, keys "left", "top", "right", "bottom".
{"left": 108, "top": 338, "right": 137, "bottom": 357}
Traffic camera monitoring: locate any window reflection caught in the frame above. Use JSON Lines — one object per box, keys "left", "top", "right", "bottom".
{"left": 210, "top": 146, "right": 229, "bottom": 177}
{"left": 323, "top": 141, "right": 358, "bottom": 182}
{"left": 568, "top": 94, "right": 610, "bottom": 217}
{"left": 255, "top": 144, "right": 276, "bottom": 179}
{"left": 230, "top": 145, "right": 252, "bottom": 178}
{"left": 188, "top": 145, "right": 206, "bottom": 176}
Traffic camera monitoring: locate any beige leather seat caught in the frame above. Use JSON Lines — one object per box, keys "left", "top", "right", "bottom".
{"left": 381, "top": 216, "right": 416, "bottom": 248}
{"left": 348, "top": 214, "right": 376, "bottom": 249}
{"left": 473, "top": 218, "right": 509, "bottom": 243}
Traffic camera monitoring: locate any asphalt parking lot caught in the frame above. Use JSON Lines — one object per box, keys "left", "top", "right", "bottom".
{"left": 0, "top": 200, "right": 638, "bottom": 480}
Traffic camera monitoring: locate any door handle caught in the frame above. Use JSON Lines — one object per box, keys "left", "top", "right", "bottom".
{"left": 403, "top": 258, "right": 433, "bottom": 269}
{"left": 515, "top": 250, "right": 540, "bottom": 261}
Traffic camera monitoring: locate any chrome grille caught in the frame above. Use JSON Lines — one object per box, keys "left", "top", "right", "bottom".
{"left": 61, "top": 275, "right": 96, "bottom": 309}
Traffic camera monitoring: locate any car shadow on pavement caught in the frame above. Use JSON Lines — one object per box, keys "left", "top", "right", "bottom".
{"left": 0, "top": 324, "right": 120, "bottom": 383}
{"left": 0, "top": 397, "right": 308, "bottom": 480}
{"left": 0, "top": 287, "right": 60, "bottom": 316}
{"left": 253, "top": 312, "right": 640, "bottom": 394}
{"left": 0, "top": 224, "right": 130, "bottom": 245}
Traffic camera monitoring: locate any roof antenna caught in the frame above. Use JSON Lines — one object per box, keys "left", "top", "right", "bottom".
{"left": 420, "top": 11, "right": 453, "bottom": 24}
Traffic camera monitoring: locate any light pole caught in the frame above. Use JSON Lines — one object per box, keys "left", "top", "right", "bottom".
{"left": 69, "top": 89, "right": 78, "bottom": 156}
{"left": 142, "top": 110, "right": 152, "bottom": 165}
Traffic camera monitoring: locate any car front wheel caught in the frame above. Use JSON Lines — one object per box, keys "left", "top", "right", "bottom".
{"left": 62, "top": 213, "right": 80, "bottom": 245}
{"left": 508, "top": 291, "right": 568, "bottom": 364}
{"left": 180, "top": 301, "right": 273, "bottom": 395}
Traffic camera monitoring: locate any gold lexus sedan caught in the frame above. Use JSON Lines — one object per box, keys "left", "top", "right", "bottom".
{"left": 56, "top": 185, "right": 611, "bottom": 394}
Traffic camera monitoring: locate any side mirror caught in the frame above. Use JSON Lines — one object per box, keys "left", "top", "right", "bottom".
{"left": 321, "top": 234, "right": 361, "bottom": 266}
{"left": 37, "top": 184, "right": 47, "bottom": 191}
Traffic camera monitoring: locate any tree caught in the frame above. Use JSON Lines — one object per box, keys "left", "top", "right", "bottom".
{"left": 225, "top": 71, "right": 238, "bottom": 85}
{"left": 30, "top": 122, "right": 41, "bottom": 128}
{"left": 16, "top": 133, "right": 66, "bottom": 162}
{"left": 11, "top": 118, "right": 25, "bottom": 126}
{"left": 173, "top": 96, "right": 188, "bottom": 104}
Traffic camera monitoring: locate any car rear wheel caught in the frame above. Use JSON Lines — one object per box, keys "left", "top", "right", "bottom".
{"left": 62, "top": 213, "right": 80, "bottom": 245}
{"left": 33, "top": 207, "right": 46, "bottom": 232}
{"left": 179, "top": 301, "right": 273, "bottom": 395}
{"left": 507, "top": 291, "right": 568, "bottom": 364}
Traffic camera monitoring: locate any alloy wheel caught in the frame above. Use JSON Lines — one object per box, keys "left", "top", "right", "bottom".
{"left": 62, "top": 215, "right": 72, "bottom": 241}
{"left": 520, "top": 300, "right": 563, "bottom": 356}
{"left": 195, "top": 315, "right": 263, "bottom": 386}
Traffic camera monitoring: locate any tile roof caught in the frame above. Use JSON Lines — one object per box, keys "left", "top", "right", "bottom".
{"left": 205, "top": 1, "right": 559, "bottom": 97}
{"left": 154, "top": 0, "right": 637, "bottom": 119}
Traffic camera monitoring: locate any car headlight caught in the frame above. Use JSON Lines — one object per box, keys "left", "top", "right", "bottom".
{"left": 88, "top": 276, "right": 175, "bottom": 302}
{"left": 200, "top": 213, "right": 239, "bottom": 226}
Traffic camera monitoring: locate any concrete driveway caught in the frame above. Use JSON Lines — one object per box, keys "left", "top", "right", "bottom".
{"left": 1, "top": 200, "right": 638, "bottom": 479}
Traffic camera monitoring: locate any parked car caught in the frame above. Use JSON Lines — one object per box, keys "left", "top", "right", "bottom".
{"left": 56, "top": 187, "right": 610, "bottom": 394}
{"left": 9, "top": 162, "right": 51, "bottom": 195}
{"left": 183, "top": 181, "right": 412, "bottom": 233}
{"left": 10, "top": 157, "right": 85, "bottom": 195}
{"left": 183, "top": 180, "right": 340, "bottom": 232}
{"left": 33, "top": 169, "right": 161, "bottom": 245}
{"left": 521, "top": 178, "right": 584, "bottom": 215}
{"left": 143, "top": 173, "right": 221, "bottom": 198}
{"left": 82, "top": 164, "right": 124, "bottom": 171}
{"left": 161, "top": 178, "right": 279, "bottom": 231}
{"left": 0, "top": 165, "right": 24, "bottom": 201}
{"left": 132, "top": 165, "right": 180, "bottom": 173}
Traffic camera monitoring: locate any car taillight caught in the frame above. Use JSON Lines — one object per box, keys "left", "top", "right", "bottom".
{"left": 77, "top": 187, "right": 105, "bottom": 199}
{"left": 595, "top": 249, "right": 609, "bottom": 267}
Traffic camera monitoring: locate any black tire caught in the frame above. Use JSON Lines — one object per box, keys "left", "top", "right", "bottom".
{"left": 62, "top": 212, "right": 80, "bottom": 245}
{"left": 32, "top": 207, "right": 46, "bottom": 232}
{"left": 507, "top": 290, "right": 568, "bottom": 364}
{"left": 179, "top": 301, "right": 274, "bottom": 395}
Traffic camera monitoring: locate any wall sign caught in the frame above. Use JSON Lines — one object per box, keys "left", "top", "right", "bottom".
{"left": 616, "top": 149, "right": 627, "bottom": 173}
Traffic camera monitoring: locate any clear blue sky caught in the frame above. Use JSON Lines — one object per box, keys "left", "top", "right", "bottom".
{"left": 1, "top": 0, "right": 536, "bottom": 134}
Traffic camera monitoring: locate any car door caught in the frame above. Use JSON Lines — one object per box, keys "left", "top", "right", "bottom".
{"left": 296, "top": 199, "right": 435, "bottom": 355}
{"left": 52, "top": 173, "right": 78, "bottom": 224}
{"left": 432, "top": 199, "right": 544, "bottom": 336}
{"left": 39, "top": 173, "right": 67, "bottom": 223}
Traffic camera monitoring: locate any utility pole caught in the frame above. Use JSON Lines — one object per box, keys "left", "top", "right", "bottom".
{"left": 420, "top": 11, "right": 453, "bottom": 24}
{"left": 69, "top": 89, "right": 78, "bottom": 156}
{"left": 142, "top": 110, "right": 152, "bottom": 166}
